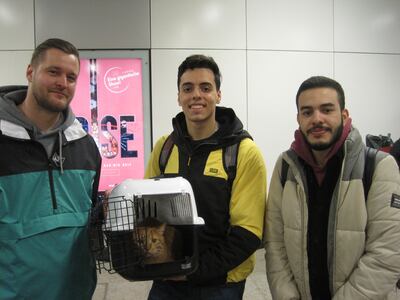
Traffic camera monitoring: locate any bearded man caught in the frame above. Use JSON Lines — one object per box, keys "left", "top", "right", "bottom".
{"left": 264, "top": 76, "right": 400, "bottom": 300}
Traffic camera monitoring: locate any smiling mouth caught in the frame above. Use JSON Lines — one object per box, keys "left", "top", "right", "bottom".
{"left": 50, "top": 91, "right": 67, "bottom": 98}
{"left": 307, "top": 126, "right": 332, "bottom": 136}
{"left": 189, "top": 104, "right": 204, "bottom": 109}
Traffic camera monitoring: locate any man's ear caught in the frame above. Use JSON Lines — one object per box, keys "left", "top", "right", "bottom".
{"left": 177, "top": 93, "right": 182, "bottom": 107}
{"left": 216, "top": 90, "right": 221, "bottom": 104}
{"left": 26, "top": 64, "right": 33, "bottom": 82}
{"left": 342, "top": 108, "right": 349, "bottom": 122}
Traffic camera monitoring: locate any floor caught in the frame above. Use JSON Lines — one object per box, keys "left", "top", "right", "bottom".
{"left": 92, "top": 249, "right": 400, "bottom": 300}
{"left": 92, "top": 249, "right": 272, "bottom": 300}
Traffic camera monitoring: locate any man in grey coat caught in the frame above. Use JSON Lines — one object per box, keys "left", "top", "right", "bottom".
{"left": 264, "top": 76, "right": 400, "bottom": 299}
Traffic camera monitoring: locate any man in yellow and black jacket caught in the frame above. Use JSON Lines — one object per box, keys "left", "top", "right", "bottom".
{"left": 145, "top": 54, "right": 266, "bottom": 299}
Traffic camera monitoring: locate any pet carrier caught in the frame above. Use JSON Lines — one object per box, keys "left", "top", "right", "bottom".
{"left": 89, "top": 177, "right": 204, "bottom": 281}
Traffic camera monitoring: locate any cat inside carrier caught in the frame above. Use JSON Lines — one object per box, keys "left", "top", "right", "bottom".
{"left": 89, "top": 177, "right": 204, "bottom": 281}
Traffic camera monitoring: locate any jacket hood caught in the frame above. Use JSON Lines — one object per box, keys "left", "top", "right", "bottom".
{"left": 0, "top": 85, "right": 89, "bottom": 173}
{"left": 172, "top": 106, "right": 251, "bottom": 150}
{"left": 0, "top": 85, "right": 76, "bottom": 137}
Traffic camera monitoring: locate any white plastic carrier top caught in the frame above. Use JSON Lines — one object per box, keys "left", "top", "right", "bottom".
{"left": 105, "top": 177, "right": 205, "bottom": 231}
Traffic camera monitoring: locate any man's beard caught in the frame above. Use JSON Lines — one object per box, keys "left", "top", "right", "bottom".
{"left": 33, "top": 89, "right": 70, "bottom": 113}
{"left": 302, "top": 120, "right": 344, "bottom": 151}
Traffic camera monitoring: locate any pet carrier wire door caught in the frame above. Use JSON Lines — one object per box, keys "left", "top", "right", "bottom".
{"left": 90, "top": 177, "right": 204, "bottom": 281}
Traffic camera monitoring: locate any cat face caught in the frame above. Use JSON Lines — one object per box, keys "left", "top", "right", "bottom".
{"left": 137, "top": 223, "right": 170, "bottom": 261}
{"left": 134, "top": 221, "right": 181, "bottom": 264}
{"left": 136, "top": 223, "right": 174, "bottom": 264}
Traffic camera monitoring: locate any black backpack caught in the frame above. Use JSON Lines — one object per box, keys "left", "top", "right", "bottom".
{"left": 280, "top": 147, "right": 379, "bottom": 200}
{"left": 158, "top": 134, "right": 240, "bottom": 192}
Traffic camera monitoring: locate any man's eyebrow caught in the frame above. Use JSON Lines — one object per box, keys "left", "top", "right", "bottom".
{"left": 320, "top": 103, "right": 335, "bottom": 107}
{"left": 45, "top": 65, "right": 77, "bottom": 75}
{"left": 45, "top": 65, "right": 61, "bottom": 70}
{"left": 300, "top": 102, "right": 335, "bottom": 110}
{"left": 299, "top": 105, "right": 313, "bottom": 111}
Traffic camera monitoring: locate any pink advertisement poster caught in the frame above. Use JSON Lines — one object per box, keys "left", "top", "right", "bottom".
{"left": 71, "top": 58, "right": 144, "bottom": 191}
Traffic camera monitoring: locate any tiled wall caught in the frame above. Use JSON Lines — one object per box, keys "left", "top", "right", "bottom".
{"left": 1, "top": 0, "right": 399, "bottom": 179}
{"left": 0, "top": 0, "right": 34, "bottom": 84}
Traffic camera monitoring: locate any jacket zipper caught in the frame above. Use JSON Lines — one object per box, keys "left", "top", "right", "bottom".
{"left": 186, "top": 155, "right": 192, "bottom": 182}
{"left": 33, "top": 139, "right": 59, "bottom": 210}
{"left": 48, "top": 162, "right": 58, "bottom": 210}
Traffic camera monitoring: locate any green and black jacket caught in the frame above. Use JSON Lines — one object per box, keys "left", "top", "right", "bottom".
{"left": 0, "top": 86, "right": 101, "bottom": 299}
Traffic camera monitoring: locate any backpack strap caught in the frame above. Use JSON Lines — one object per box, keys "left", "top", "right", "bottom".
{"left": 159, "top": 134, "right": 174, "bottom": 174}
{"left": 363, "top": 147, "right": 378, "bottom": 200}
{"left": 223, "top": 142, "right": 240, "bottom": 192}
{"left": 280, "top": 159, "right": 289, "bottom": 187}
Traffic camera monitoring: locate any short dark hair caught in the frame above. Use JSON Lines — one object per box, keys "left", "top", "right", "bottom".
{"left": 30, "top": 38, "right": 80, "bottom": 67}
{"left": 177, "top": 54, "right": 222, "bottom": 90}
{"left": 296, "top": 76, "right": 345, "bottom": 111}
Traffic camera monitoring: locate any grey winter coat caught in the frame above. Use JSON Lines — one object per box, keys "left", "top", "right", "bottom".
{"left": 265, "top": 127, "right": 400, "bottom": 299}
